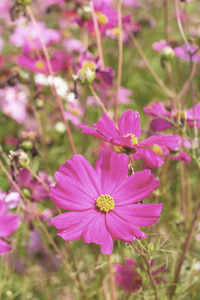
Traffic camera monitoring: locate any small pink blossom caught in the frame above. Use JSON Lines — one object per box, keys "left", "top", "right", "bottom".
{"left": 50, "top": 151, "right": 162, "bottom": 254}
{"left": 16, "top": 169, "right": 49, "bottom": 202}
{"left": 144, "top": 102, "right": 200, "bottom": 131}
{"left": 116, "top": 258, "right": 166, "bottom": 291}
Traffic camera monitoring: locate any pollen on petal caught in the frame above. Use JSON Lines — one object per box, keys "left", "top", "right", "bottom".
{"left": 96, "top": 194, "right": 115, "bottom": 213}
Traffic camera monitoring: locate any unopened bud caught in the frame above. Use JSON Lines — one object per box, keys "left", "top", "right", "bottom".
{"left": 9, "top": 150, "right": 30, "bottom": 168}
{"left": 22, "top": 188, "right": 31, "bottom": 198}
{"left": 161, "top": 46, "right": 175, "bottom": 60}
{"left": 21, "top": 140, "right": 34, "bottom": 151}
{"left": 36, "top": 99, "right": 44, "bottom": 109}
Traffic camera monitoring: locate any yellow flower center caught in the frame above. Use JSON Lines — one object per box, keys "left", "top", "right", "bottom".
{"left": 152, "top": 144, "right": 162, "bottom": 156}
{"left": 96, "top": 11, "right": 108, "bottom": 25}
{"left": 124, "top": 133, "right": 138, "bottom": 145}
{"left": 82, "top": 61, "right": 96, "bottom": 71}
{"left": 96, "top": 194, "right": 115, "bottom": 213}
{"left": 35, "top": 61, "right": 44, "bottom": 70}
{"left": 174, "top": 110, "right": 187, "bottom": 120}
{"left": 112, "top": 27, "right": 123, "bottom": 36}
{"left": 71, "top": 108, "right": 80, "bottom": 116}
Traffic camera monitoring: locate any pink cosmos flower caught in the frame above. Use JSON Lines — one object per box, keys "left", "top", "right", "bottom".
{"left": 116, "top": 258, "right": 166, "bottom": 291}
{"left": 152, "top": 40, "right": 200, "bottom": 62}
{"left": 18, "top": 50, "right": 71, "bottom": 74}
{"left": 50, "top": 151, "right": 162, "bottom": 254}
{"left": 80, "top": 110, "right": 180, "bottom": 169}
{"left": 10, "top": 21, "right": 60, "bottom": 53}
{"left": 143, "top": 102, "right": 200, "bottom": 131}
{"left": 64, "top": 101, "right": 84, "bottom": 129}
{"left": 0, "top": 189, "right": 21, "bottom": 209}
{"left": 0, "top": 201, "right": 19, "bottom": 255}
{"left": 0, "top": 84, "right": 28, "bottom": 124}
{"left": 27, "top": 229, "right": 60, "bottom": 271}
{"left": 16, "top": 169, "right": 49, "bottom": 202}
{"left": 132, "top": 142, "right": 191, "bottom": 169}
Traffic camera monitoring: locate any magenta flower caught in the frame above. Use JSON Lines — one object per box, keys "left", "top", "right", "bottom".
{"left": 0, "top": 201, "right": 19, "bottom": 255}
{"left": 116, "top": 258, "right": 166, "bottom": 291}
{"left": 144, "top": 102, "right": 200, "bottom": 131}
{"left": 50, "top": 151, "right": 162, "bottom": 254}
{"left": 16, "top": 169, "right": 49, "bottom": 202}
{"left": 116, "top": 258, "right": 142, "bottom": 291}
{"left": 18, "top": 50, "right": 71, "bottom": 74}
{"left": 132, "top": 143, "right": 191, "bottom": 169}
{"left": 81, "top": 110, "right": 180, "bottom": 169}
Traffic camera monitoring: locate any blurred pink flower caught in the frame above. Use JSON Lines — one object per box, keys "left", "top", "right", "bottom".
{"left": 132, "top": 142, "right": 191, "bottom": 169}
{"left": 0, "top": 189, "right": 21, "bottom": 209}
{"left": 18, "top": 50, "right": 71, "bottom": 74}
{"left": 64, "top": 101, "right": 84, "bottom": 129}
{"left": 50, "top": 151, "right": 162, "bottom": 254}
{"left": 0, "top": 84, "right": 28, "bottom": 124}
{"left": 0, "top": 201, "right": 19, "bottom": 255}
{"left": 16, "top": 169, "right": 49, "bottom": 202}
{"left": 116, "top": 258, "right": 166, "bottom": 291}
{"left": 144, "top": 102, "right": 200, "bottom": 131}
{"left": 10, "top": 21, "right": 60, "bottom": 53}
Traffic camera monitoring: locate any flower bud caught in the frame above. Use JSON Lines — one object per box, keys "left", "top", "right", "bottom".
{"left": 78, "top": 61, "right": 96, "bottom": 85}
{"left": 21, "top": 140, "right": 34, "bottom": 151}
{"left": 161, "top": 46, "right": 175, "bottom": 60}
{"left": 9, "top": 150, "right": 30, "bottom": 168}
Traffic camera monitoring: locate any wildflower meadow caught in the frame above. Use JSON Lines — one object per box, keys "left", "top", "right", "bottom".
{"left": 0, "top": 0, "right": 200, "bottom": 299}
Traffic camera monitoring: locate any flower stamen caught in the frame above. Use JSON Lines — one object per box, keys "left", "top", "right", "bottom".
{"left": 124, "top": 133, "right": 138, "bottom": 145}
{"left": 96, "top": 194, "right": 115, "bottom": 213}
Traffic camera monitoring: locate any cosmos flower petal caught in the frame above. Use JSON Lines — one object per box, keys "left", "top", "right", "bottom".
{"left": 113, "top": 170, "right": 159, "bottom": 205}
{"left": 83, "top": 213, "right": 113, "bottom": 254}
{"left": 50, "top": 180, "right": 95, "bottom": 210}
{"left": 150, "top": 118, "right": 173, "bottom": 132}
{"left": 143, "top": 148, "right": 164, "bottom": 169}
{"left": 81, "top": 113, "right": 119, "bottom": 142}
{"left": 32, "top": 185, "right": 49, "bottom": 201}
{"left": 18, "top": 168, "right": 31, "bottom": 187}
{"left": 114, "top": 204, "right": 163, "bottom": 226}
{"left": 0, "top": 201, "right": 6, "bottom": 215}
{"left": 186, "top": 103, "right": 200, "bottom": 121}
{"left": 106, "top": 212, "right": 146, "bottom": 242}
{"left": 0, "top": 239, "right": 12, "bottom": 255}
{"left": 56, "top": 154, "right": 101, "bottom": 196}
{"left": 95, "top": 151, "right": 129, "bottom": 194}
{"left": 51, "top": 210, "right": 96, "bottom": 241}
{"left": 0, "top": 214, "right": 19, "bottom": 238}
{"left": 80, "top": 123, "right": 108, "bottom": 141}
{"left": 138, "top": 135, "right": 180, "bottom": 151}
{"left": 118, "top": 110, "right": 141, "bottom": 139}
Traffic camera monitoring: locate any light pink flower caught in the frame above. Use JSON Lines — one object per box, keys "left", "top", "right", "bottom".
{"left": 10, "top": 21, "right": 60, "bottom": 53}
{"left": 0, "top": 84, "right": 28, "bottom": 124}
{"left": 0, "top": 201, "right": 19, "bottom": 255}
{"left": 50, "top": 151, "right": 162, "bottom": 254}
